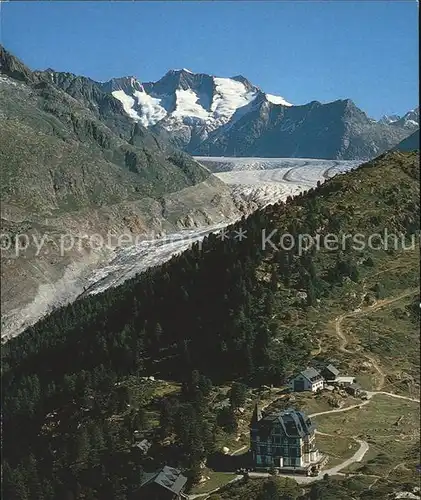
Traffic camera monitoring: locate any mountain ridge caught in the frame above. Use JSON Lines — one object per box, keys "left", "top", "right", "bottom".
{"left": 0, "top": 46, "right": 247, "bottom": 339}
{"left": 39, "top": 65, "right": 416, "bottom": 159}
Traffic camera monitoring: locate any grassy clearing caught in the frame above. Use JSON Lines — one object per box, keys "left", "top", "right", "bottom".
{"left": 214, "top": 429, "right": 249, "bottom": 455}
{"left": 314, "top": 395, "right": 420, "bottom": 485}
{"left": 316, "top": 433, "right": 359, "bottom": 467}
{"left": 189, "top": 471, "right": 236, "bottom": 494}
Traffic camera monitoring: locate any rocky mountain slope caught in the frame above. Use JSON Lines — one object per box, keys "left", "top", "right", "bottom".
{"left": 0, "top": 47, "right": 247, "bottom": 337}
{"left": 43, "top": 66, "right": 417, "bottom": 160}
{"left": 393, "top": 130, "right": 419, "bottom": 152}
{"left": 194, "top": 98, "right": 416, "bottom": 159}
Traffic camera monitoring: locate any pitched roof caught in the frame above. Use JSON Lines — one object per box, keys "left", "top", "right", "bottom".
{"left": 335, "top": 376, "right": 355, "bottom": 383}
{"left": 300, "top": 367, "right": 322, "bottom": 382}
{"left": 324, "top": 364, "right": 340, "bottom": 376}
{"left": 140, "top": 466, "right": 187, "bottom": 494}
{"left": 133, "top": 439, "right": 152, "bottom": 452}
{"left": 256, "top": 408, "right": 315, "bottom": 438}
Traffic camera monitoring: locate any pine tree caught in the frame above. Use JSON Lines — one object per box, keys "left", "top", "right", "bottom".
{"left": 217, "top": 406, "right": 237, "bottom": 433}
{"left": 75, "top": 427, "right": 91, "bottom": 467}
{"left": 89, "top": 423, "right": 105, "bottom": 465}
{"left": 4, "top": 463, "right": 29, "bottom": 500}
{"left": 23, "top": 454, "right": 43, "bottom": 500}
{"left": 229, "top": 382, "right": 247, "bottom": 409}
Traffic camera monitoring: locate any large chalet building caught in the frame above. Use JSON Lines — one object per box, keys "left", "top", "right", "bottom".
{"left": 249, "top": 404, "right": 325, "bottom": 474}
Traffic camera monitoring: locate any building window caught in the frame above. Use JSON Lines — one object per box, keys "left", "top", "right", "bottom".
{"left": 274, "top": 436, "right": 280, "bottom": 444}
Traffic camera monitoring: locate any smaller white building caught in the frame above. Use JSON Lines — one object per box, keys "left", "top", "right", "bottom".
{"left": 333, "top": 376, "right": 356, "bottom": 387}
{"left": 289, "top": 368, "right": 324, "bottom": 392}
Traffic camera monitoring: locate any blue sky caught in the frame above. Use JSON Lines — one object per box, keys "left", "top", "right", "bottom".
{"left": 1, "top": 1, "right": 418, "bottom": 118}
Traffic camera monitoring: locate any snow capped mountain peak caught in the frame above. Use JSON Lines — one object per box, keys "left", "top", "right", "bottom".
{"left": 171, "top": 68, "right": 193, "bottom": 74}
{"left": 401, "top": 107, "right": 419, "bottom": 127}
{"left": 109, "top": 69, "right": 293, "bottom": 142}
{"left": 378, "top": 114, "right": 401, "bottom": 125}
{"left": 165, "top": 68, "right": 195, "bottom": 77}
{"left": 105, "top": 75, "right": 144, "bottom": 94}
{"left": 379, "top": 107, "right": 419, "bottom": 130}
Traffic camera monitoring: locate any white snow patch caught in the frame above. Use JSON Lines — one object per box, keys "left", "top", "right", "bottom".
{"left": 172, "top": 89, "right": 209, "bottom": 120}
{"left": 266, "top": 94, "right": 293, "bottom": 106}
{"left": 132, "top": 90, "right": 168, "bottom": 127}
{"left": 111, "top": 73, "right": 294, "bottom": 135}
{"left": 211, "top": 77, "right": 258, "bottom": 122}
{"left": 112, "top": 90, "right": 142, "bottom": 122}
{"left": 112, "top": 89, "right": 169, "bottom": 127}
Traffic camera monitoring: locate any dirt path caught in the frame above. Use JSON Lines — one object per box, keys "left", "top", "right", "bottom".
{"left": 366, "top": 391, "right": 420, "bottom": 403}
{"left": 231, "top": 445, "right": 247, "bottom": 456}
{"left": 333, "top": 288, "right": 418, "bottom": 390}
{"left": 368, "top": 461, "right": 406, "bottom": 491}
{"left": 323, "top": 438, "right": 369, "bottom": 477}
{"left": 310, "top": 390, "right": 419, "bottom": 421}
{"left": 189, "top": 281, "right": 418, "bottom": 498}
{"left": 189, "top": 390, "right": 419, "bottom": 498}
{"left": 309, "top": 400, "right": 371, "bottom": 418}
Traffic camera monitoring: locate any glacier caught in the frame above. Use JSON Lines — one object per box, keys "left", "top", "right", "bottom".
{"left": 1, "top": 157, "right": 364, "bottom": 341}
{"left": 80, "top": 157, "right": 363, "bottom": 297}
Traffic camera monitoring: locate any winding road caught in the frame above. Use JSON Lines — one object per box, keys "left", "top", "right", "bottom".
{"left": 188, "top": 227, "right": 419, "bottom": 498}
{"left": 188, "top": 284, "right": 420, "bottom": 498}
